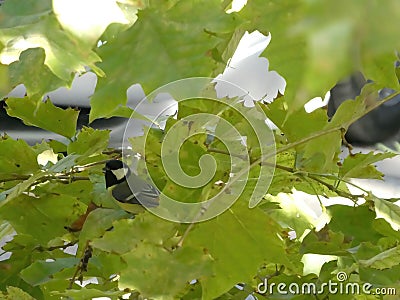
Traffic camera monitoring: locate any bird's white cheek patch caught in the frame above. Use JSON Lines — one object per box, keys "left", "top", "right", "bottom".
{"left": 112, "top": 168, "right": 127, "bottom": 181}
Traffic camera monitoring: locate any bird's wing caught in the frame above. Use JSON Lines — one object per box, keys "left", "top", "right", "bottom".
{"left": 112, "top": 174, "right": 160, "bottom": 208}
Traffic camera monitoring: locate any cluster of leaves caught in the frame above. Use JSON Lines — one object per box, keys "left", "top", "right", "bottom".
{"left": 0, "top": 0, "right": 400, "bottom": 299}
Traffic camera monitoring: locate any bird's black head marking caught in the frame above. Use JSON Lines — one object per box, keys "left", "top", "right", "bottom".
{"left": 104, "top": 160, "right": 130, "bottom": 188}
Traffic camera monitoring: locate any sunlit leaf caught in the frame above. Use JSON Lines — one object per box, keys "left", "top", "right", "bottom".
{"left": 339, "top": 151, "right": 396, "bottom": 179}
{"left": 373, "top": 197, "right": 400, "bottom": 231}
{"left": 9, "top": 48, "right": 64, "bottom": 96}
{"left": 89, "top": 0, "right": 237, "bottom": 121}
{"left": 0, "top": 9, "right": 102, "bottom": 81}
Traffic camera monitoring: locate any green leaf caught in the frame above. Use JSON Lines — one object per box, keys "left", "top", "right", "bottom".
{"left": 0, "top": 63, "right": 11, "bottom": 98}
{"left": 0, "top": 171, "right": 46, "bottom": 207}
{"left": 0, "top": 11, "right": 103, "bottom": 81}
{"left": 90, "top": 0, "right": 237, "bottom": 121}
{"left": 0, "top": 234, "right": 39, "bottom": 292}
{"left": 120, "top": 244, "right": 211, "bottom": 299}
{"left": 373, "top": 197, "right": 400, "bottom": 231}
{"left": 339, "top": 151, "right": 396, "bottom": 179}
{"left": 267, "top": 193, "right": 321, "bottom": 239}
{"left": 92, "top": 213, "right": 178, "bottom": 255}
{"left": 20, "top": 257, "right": 79, "bottom": 286}
{"left": 372, "top": 218, "right": 400, "bottom": 241}
{"left": 327, "top": 205, "right": 384, "bottom": 246}
{"left": 359, "top": 265, "right": 400, "bottom": 286}
{"left": 359, "top": 245, "right": 400, "bottom": 270}
{"left": 264, "top": 98, "right": 341, "bottom": 173}
{"left": 48, "top": 139, "right": 68, "bottom": 154}
{"left": 9, "top": 48, "right": 64, "bottom": 96}
{"left": 0, "top": 136, "right": 39, "bottom": 179}
{"left": 94, "top": 213, "right": 209, "bottom": 298}
{"left": 5, "top": 97, "right": 79, "bottom": 138}
{"left": 53, "top": 288, "right": 125, "bottom": 300}
{"left": 329, "top": 83, "right": 380, "bottom": 129}
{"left": 48, "top": 154, "right": 80, "bottom": 173}
{"left": 186, "top": 201, "right": 288, "bottom": 299}
{"left": 52, "top": 0, "right": 139, "bottom": 46}
{"left": 78, "top": 208, "right": 128, "bottom": 251}
{"left": 1, "top": 286, "right": 36, "bottom": 300}
{"left": 67, "top": 127, "right": 110, "bottom": 157}
{"left": 238, "top": 1, "right": 306, "bottom": 110}
{"left": 0, "top": 220, "right": 14, "bottom": 241}
{"left": 240, "top": 0, "right": 400, "bottom": 114}
{"left": 300, "top": 226, "right": 351, "bottom": 256}
{"left": 0, "top": 193, "right": 85, "bottom": 244}
{"left": 0, "top": 0, "right": 52, "bottom": 27}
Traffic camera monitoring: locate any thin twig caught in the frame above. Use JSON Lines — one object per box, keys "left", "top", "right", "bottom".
{"left": 207, "top": 147, "right": 248, "bottom": 160}
{"left": 35, "top": 241, "right": 77, "bottom": 252}
{"left": 69, "top": 241, "right": 92, "bottom": 289}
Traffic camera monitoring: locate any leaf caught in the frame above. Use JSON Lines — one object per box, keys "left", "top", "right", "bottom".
{"left": 327, "top": 205, "right": 384, "bottom": 246}
{"left": 373, "top": 197, "right": 400, "bottom": 231}
{"left": 89, "top": 0, "right": 237, "bottom": 121}
{"left": 300, "top": 226, "right": 351, "bottom": 256}
{"left": 20, "top": 258, "right": 79, "bottom": 286}
{"left": 1, "top": 286, "right": 36, "bottom": 300}
{"left": 47, "top": 154, "right": 80, "bottom": 173}
{"left": 359, "top": 264, "right": 400, "bottom": 286}
{"left": 0, "top": 234, "right": 39, "bottom": 290}
{"left": 92, "top": 213, "right": 178, "bottom": 255}
{"left": 5, "top": 97, "right": 79, "bottom": 138}
{"left": 0, "top": 10, "right": 103, "bottom": 81}
{"left": 267, "top": 193, "right": 321, "bottom": 239}
{"left": 329, "top": 83, "right": 380, "bottom": 129}
{"left": 78, "top": 208, "right": 128, "bottom": 252}
{"left": 9, "top": 48, "right": 64, "bottom": 96}
{"left": 359, "top": 245, "right": 400, "bottom": 270}
{"left": 339, "top": 151, "right": 396, "bottom": 179}
{"left": 372, "top": 218, "right": 400, "bottom": 241}
{"left": 53, "top": 288, "right": 125, "bottom": 300}
{"left": 52, "top": 0, "right": 137, "bottom": 46}
{"left": 0, "top": 171, "right": 46, "bottom": 207}
{"left": 238, "top": 1, "right": 308, "bottom": 112}
{"left": 120, "top": 244, "right": 212, "bottom": 299}
{"left": 93, "top": 213, "right": 209, "bottom": 298}
{"left": 264, "top": 98, "right": 341, "bottom": 173}
{"left": 239, "top": 0, "right": 400, "bottom": 115}
{"left": 0, "top": 220, "right": 14, "bottom": 241}
{"left": 0, "top": 63, "right": 11, "bottom": 99}
{"left": 0, "top": 0, "right": 52, "bottom": 26}
{"left": 67, "top": 127, "right": 110, "bottom": 157}
{"left": 0, "top": 136, "right": 40, "bottom": 179}
{"left": 0, "top": 193, "right": 85, "bottom": 244}
{"left": 186, "top": 201, "right": 288, "bottom": 299}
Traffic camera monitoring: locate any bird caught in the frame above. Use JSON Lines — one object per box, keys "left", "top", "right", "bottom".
{"left": 103, "top": 160, "right": 160, "bottom": 214}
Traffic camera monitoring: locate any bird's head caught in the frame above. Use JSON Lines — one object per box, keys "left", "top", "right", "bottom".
{"left": 103, "top": 160, "right": 131, "bottom": 188}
